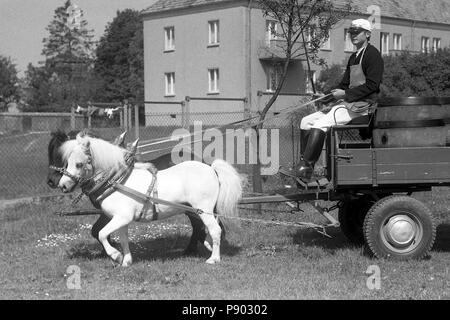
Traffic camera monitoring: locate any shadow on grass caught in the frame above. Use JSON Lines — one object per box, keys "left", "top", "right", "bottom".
{"left": 434, "top": 223, "right": 450, "bottom": 252}
{"left": 66, "top": 242, "right": 109, "bottom": 261}
{"left": 291, "top": 227, "right": 363, "bottom": 254}
{"left": 66, "top": 235, "right": 241, "bottom": 263}
{"left": 291, "top": 223, "right": 450, "bottom": 256}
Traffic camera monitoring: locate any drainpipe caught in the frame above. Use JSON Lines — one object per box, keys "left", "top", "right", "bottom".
{"left": 245, "top": 0, "right": 253, "bottom": 116}
{"left": 411, "top": 20, "right": 416, "bottom": 51}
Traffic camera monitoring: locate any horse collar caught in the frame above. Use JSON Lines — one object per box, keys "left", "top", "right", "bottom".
{"left": 85, "top": 165, "right": 135, "bottom": 209}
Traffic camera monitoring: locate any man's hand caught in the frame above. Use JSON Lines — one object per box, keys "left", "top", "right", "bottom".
{"left": 312, "top": 93, "right": 325, "bottom": 99}
{"left": 331, "top": 89, "right": 346, "bottom": 100}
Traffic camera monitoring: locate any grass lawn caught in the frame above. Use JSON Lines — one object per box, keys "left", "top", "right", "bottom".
{"left": 1, "top": 189, "right": 449, "bottom": 300}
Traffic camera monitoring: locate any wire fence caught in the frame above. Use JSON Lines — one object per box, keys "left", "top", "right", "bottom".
{"left": 0, "top": 95, "right": 318, "bottom": 201}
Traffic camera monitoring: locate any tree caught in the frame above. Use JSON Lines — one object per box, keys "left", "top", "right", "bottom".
{"left": 23, "top": 0, "right": 96, "bottom": 111}
{"left": 23, "top": 63, "right": 51, "bottom": 111}
{"left": 0, "top": 56, "right": 19, "bottom": 106}
{"left": 42, "top": 0, "right": 95, "bottom": 74}
{"left": 257, "top": 0, "right": 351, "bottom": 122}
{"left": 93, "top": 9, "right": 144, "bottom": 102}
{"left": 251, "top": 0, "right": 351, "bottom": 195}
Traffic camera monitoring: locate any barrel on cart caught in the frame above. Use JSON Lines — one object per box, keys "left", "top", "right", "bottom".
{"left": 372, "top": 97, "right": 450, "bottom": 148}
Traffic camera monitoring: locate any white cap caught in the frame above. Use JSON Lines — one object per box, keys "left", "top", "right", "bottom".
{"left": 350, "top": 19, "right": 372, "bottom": 32}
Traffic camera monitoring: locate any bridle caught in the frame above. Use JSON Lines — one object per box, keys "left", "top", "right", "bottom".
{"left": 49, "top": 146, "right": 137, "bottom": 206}
{"left": 49, "top": 165, "right": 82, "bottom": 184}
{"left": 49, "top": 152, "right": 95, "bottom": 190}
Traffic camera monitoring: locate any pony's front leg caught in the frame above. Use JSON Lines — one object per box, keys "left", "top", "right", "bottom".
{"left": 118, "top": 226, "right": 132, "bottom": 267}
{"left": 98, "top": 216, "right": 133, "bottom": 266}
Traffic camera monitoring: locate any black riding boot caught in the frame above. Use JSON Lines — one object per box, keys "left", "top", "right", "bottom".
{"left": 297, "top": 128, "right": 326, "bottom": 181}
{"left": 300, "top": 129, "right": 310, "bottom": 155}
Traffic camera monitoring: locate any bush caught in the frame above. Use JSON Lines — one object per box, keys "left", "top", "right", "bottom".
{"left": 381, "top": 49, "right": 450, "bottom": 97}
{"left": 316, "top": 63, "right": 345, "bottom": 93}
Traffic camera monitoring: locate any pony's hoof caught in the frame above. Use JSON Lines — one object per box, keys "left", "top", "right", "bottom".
{"left": 206, "top": 257, "right": 220, "bottom": 264}
{"left": 122, "top": 256, "right": 132, "bottom": 267}
{"left": 121, "top": 260, "right": 132, "bottom": 267}
{"left": 111, "top": 252, "right": 123, "bottom": 265}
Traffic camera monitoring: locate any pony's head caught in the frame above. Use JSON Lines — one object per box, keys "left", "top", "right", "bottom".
{"left": 58, "top": 132, "right": 127, "bottom": 193}
{"left": 48, "top": 130, "right": 127, "bottom": 189}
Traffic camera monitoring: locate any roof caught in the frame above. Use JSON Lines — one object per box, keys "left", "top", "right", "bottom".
{"left": 338, "top": 0, "right": 450, "bottom": 25}
{"left": 142, "top": 0, "right": 235, "bottom": 14}
{"left": 141, "top": 0, "right": 450, "bottom": 25}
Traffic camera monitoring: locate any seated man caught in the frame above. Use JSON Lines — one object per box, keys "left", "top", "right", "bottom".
{"left": 297, "top": 18, "right": 384, "bottom": 180}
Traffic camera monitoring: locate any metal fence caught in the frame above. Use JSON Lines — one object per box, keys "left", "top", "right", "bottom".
{"left": 0, "top": 94, "right": 315, "bottom": 201}
{"left": 0, "top": 102, "right": 129, "bottom": 200}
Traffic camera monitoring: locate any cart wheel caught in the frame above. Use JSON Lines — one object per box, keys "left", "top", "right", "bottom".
{"left": 339, "top": 196, "right": 373, "bottom": 246}
{"left": 363, "top": 195, "right": 436, "bottom": 260}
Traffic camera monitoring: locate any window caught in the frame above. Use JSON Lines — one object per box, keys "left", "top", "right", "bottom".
{"left": 266, "top": 64, "right": 282, "bottom": 92}
{"left": 344, "top": 29, "right": 355, "bottom": 52}
{"left": 208, "top": 68, "right": 219, "bottom": 93}
{"left": 266, "top": 20, "right": 277, "bottom": 44}
{"left": 321, "top": 30, "right": 331, "bottom": 50}
{"left": 165, "top": 72, "right": 175, "bottom": 96}
{"left": 305, "top": 71, "right": 316, "bottom": 94}
{"left": 432, "top": 38, "right": 441, "bottom": 52}
{"left": 380, "top": 32, "right": 389, "bottom": 55}
{"left": 421, "top": 36, "right": 430, "bottom": 53}
{"left": 164, "top": 27, "right": 175, "bottom": 51}
{"left": 393, "top": 34, "right": 402, "bottom": 51}
{"left": 208, "top": 20, "right": 219, "bottom": 46}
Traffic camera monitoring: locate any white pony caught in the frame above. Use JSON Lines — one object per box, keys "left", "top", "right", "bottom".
{"left": 58, "top": 132, "right": 243, "bottom": 266}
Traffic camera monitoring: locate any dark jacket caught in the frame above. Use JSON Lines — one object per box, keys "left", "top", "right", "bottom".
{"left": 336, "top": 43, "right": 384, "bottom": 103}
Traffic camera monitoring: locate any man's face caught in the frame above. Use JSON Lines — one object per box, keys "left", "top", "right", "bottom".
{"left": 349, "top": 29, "right": 369, "bottom": 46}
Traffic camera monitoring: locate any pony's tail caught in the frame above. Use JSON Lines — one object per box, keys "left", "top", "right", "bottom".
{"left": 211, "top": 159, "right": 244, "bottom": 223}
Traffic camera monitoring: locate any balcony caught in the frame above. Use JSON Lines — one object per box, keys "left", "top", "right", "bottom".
{"left": 258, "top": 39, "right": 307, "bottom": 61}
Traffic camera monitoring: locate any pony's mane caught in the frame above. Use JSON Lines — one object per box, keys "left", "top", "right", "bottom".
{"left": 50, "top": 129, "right": 68, "bottom": 141}
{"left": 60, "top": 137, "right": 126, "bottom": 171}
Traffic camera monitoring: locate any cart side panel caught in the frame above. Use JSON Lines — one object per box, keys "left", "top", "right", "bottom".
{"left": 336, "top": 149, "right": 373, "bottom": 185}
{"left": 375, "top": 147, "right": 450, "bottom": 184}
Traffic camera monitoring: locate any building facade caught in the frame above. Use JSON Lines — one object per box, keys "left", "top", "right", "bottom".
{"left": 141, "top": 0, "right": 450, "bottom": 124}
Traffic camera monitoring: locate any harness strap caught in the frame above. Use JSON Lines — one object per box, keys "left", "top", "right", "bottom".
{"left": 49, "top": 166, "right": 79, "bottom": 183}
{"left": 112, "top": 183, "right": 206, "bottom": 215}
{"left": 138, "top": 164, "right": 158, "bottom": 221}
{"left": 93, "top": 165, "right": 135, "bottom": 208}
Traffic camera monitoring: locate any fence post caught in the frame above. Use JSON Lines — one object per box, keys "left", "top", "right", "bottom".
{"left": 134, "top": 104, "right": 139, "bottom": 140}
{"left": 183, "top": 97, "right": 190, "bottom": 129}
{"left": 123, "top": 101, "right": 128, "bottom": 132}
{"left": 87, "top": 101, "right": 92, "bottom": 129}
{"left": 119, "top": 106, "right": 124, "bottom": 128}
{"left": 128, "top": 104, "right": 133, "bottom": 133}
{"left": 70, "top": 107, "right": 75, "bottom": 130}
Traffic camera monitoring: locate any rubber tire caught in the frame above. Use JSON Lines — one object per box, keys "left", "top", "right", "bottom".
{"left": 363, "top": 195, "right": 436, "bottom": 260}
{"left": 338, "top": 196, "right": 374, "bottom": 246}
